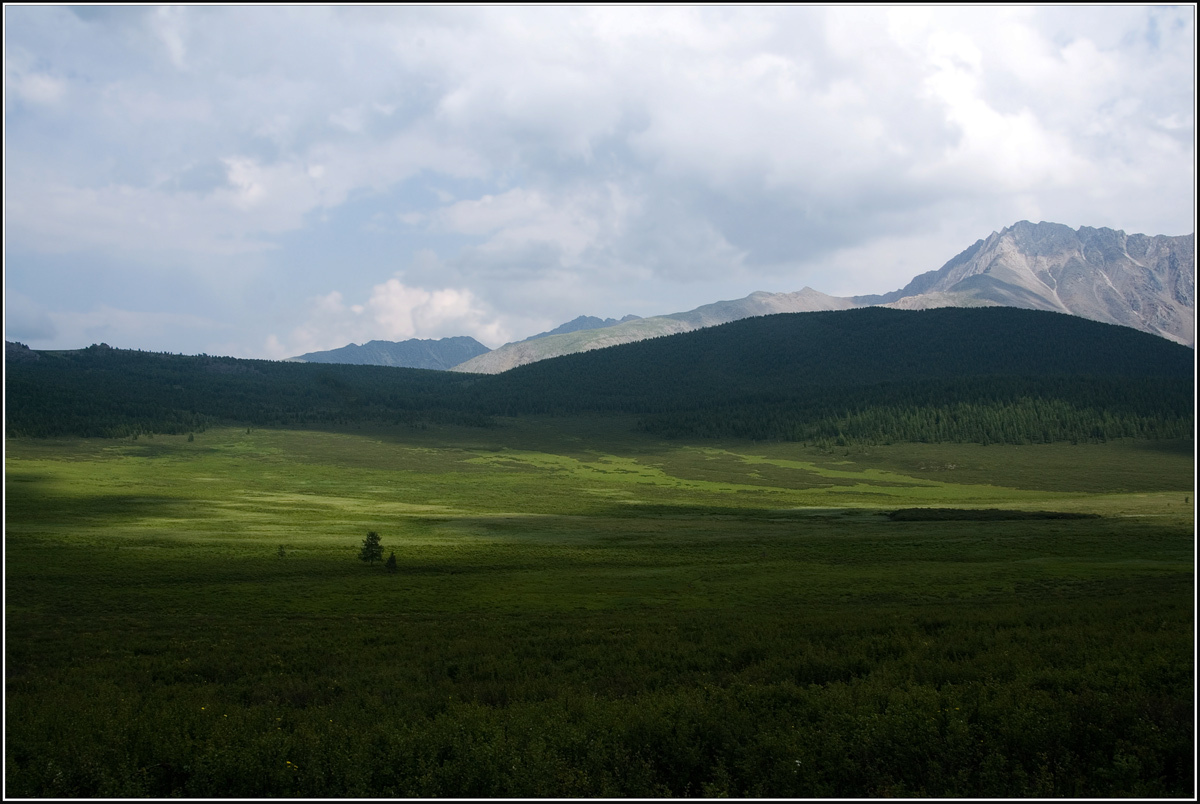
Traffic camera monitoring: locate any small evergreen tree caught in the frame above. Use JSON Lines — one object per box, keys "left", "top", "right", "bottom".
{"left": 385, "top": 551, "right": 398, "bottom": 573}
{"left": 358, "top": 531, "right": 383, "bottom": 564}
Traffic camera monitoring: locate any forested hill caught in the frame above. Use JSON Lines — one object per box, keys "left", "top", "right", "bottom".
{"left": 5, "top": 307, "right": 1194, "bottom": 444}
{"left": 460, "top": 306, "right": 1193, "bottom": 444}
{"left": 4, "top": 343, "right": 483, "bottom": 438}
{"left": 471, "top": 306, "right": 1192, "bottom": 411}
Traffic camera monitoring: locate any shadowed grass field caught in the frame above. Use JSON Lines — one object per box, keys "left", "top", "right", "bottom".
{"left": 5, "top": 419, "right": 1194, "bottom": 796}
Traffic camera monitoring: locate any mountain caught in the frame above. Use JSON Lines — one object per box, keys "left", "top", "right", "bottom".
{"left": 287, "top": 336, "right": 490, "bottom": 370}
{"left": 452, "top": 287, "right": 855, "bottom": 374}
{"left": 471, "top": 306, "right": 1192, "bottom": 413}
{"left": 5, "top": 340, "right": 41, "bottom": 363}
{"left": 522, "top": 314, "right": 642, "bottom": 341}
{"left": 452, "top": 221, "right": 1194, "bottom": 374}
{"left": 9, "top": 308, "right": 1190, "bottom": 446}
{"left": 281, "top": 316, "right": 642, "bottom": 370}
{"left": 464, "top": 306, "right": 1193, "bottom": 444}
{"left": 860, "top": 221, "right": 1194, "bottom": 346}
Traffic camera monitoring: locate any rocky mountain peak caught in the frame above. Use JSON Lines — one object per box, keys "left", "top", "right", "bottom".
{"left": 855, "top": 223, "right": 1193, "bottom": 346}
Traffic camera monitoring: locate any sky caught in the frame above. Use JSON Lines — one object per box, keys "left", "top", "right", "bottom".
{"left": 4, "top": 5, "right": 1195, "bottom": 359}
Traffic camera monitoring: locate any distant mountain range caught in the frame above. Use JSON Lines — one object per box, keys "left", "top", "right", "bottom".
{"left": 290, "top": 221, "right": 1193, "bottom": 372}
{"left": 522, "top": 314, "right": 642, "bottom": 341}
{"left": 9, "top": 306, "right": 1191, "bottom": 445}
{"left": 454, "top": 221, "right": 1193, "bottom": 373}
{"left": 284, "top": 319, "right": 640, "bottom": 367}
{"left": 286, "top": 336, "right": 489, "bottom": 370}
{"left": 451, "top": 288, "right": 857, "bottom": 374}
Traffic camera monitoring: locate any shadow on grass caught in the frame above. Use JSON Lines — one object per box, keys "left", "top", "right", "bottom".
{"left": 887, "top": 508, "right": 1101, "bottom": 522}
{"left": 1124, "top": 438, "right": 1195, "bottom": 456}
{"left": 589, "top": 503, "right": 878, "bottom": 521}
{"left": 5, "top": 476, "right": 192, "bottom": 525}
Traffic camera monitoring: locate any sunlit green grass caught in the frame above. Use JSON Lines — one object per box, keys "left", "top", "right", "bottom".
{"left": 5, "top": 420, "right": 1194, "bottom": 796}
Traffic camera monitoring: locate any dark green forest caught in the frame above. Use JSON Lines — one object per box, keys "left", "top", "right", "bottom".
{"left": 5, "top": 307, "right": 1194, "bottom": 445}
{"left": 4, "top": 343, "right": 487, "bottom": 438}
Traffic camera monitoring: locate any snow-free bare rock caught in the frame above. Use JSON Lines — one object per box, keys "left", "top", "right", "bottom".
{"left": 454, "top": 221, "right": 1193, "bottom": 374}
{"left": 864, "top": 222, "right": 1194, "bottom": 346}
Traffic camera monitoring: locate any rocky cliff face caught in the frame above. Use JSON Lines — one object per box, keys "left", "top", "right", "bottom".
{"left": 867, "top": 222, "right": 1194, "bottom": 346}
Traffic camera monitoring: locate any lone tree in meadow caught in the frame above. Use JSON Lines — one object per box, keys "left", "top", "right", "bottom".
{"left": 385, "top": 551, "right": 398, "bottom": 573}
{"left": 359, "top": 531, "right": 383, "bottom": 565}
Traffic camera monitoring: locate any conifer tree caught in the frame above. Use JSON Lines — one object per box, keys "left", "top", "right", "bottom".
{"left": 358, "top": 531, "right": 383, "bottom": 565}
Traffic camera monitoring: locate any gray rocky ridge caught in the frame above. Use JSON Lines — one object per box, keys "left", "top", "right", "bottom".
{"left": 284, "top": 222, "right": 1194, "bottom": 373}
{"left": 450, "top": 222, "right": 1194, "bottom": 374}
{"left": 863, "top": 222, "right": 1193, "bottom": 346}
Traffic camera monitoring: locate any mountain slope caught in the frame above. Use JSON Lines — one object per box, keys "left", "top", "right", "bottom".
{"left": 7, "top": 307, "right": 1192, "bottom": 445}
{"left": 862, "top": 222, "right": 1194, "bottom": 345}
{"left": 287, "top": 336, "right": 490, "bottom": 370}
{"left": 522, "top": 314, "right": 642, "bottom": 341}
{"left": 452, "top": 287, "right": 855, "bottom": 374}
{"left": 470, "top": 306, "right": 1193, "bottom": 412}
{"left": 464, "top": 306, "right": 1193, "bottom": 444}
{"left": 456, "top": 221, "right": 1194, "bottom": 375}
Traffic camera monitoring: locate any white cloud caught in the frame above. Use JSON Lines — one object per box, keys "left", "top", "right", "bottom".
{"left": 913, "top": 29, "right": 1096, "bottom": 192}
{"left": 269, "top": 277, "right": 512, "bottom": 359}
{"left": 5, "top": 50, "right": 68, "bottom": 105}
{"left": 431, "top": 187, "right": 620, "bottom": 267}
{"left": 10, "top": 70, "right": 66, "bottom": 104}
{"left": 3, "top": 6, "right": 1193, "bottom": 357}
{"left": 149, "top": 6, "right": 188, "bottom": 69}
{"left": 5, "top": 177, "right": 282, "bottom": 257}
{"left": 434, "top": 189, "right": 548, "bottom": 237}
{"left": 3, "top": 124, "right": 489, "bottom": 262}
{"left": 369, "top": 280, "right": 507, "bottom": 343}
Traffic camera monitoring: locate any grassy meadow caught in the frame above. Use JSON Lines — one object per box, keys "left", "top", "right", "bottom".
{"left": 4, "top": 418, "right": 1195, "bottom": 797}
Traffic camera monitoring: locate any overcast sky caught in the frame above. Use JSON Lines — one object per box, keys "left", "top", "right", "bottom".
{"left": 4, "top": 6, "right": 1195, "bottom": 358}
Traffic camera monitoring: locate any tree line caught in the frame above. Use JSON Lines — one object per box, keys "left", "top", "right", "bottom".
{"left": 5, "top": 307, "right": 1193, "bottom": 445}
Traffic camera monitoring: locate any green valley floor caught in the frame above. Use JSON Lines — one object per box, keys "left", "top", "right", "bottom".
{"left": 5, "top": 419, "right": 1194, "bottom": 796}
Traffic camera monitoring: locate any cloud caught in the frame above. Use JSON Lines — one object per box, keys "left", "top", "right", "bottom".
{"left": 23, "top": 306, "right": 234, "bottom": 352}
{"left": 8, "top": 70, "right": 66, "bottom": 105}
{"left": 3, "top": 127, "right": 488, "bottom": 261}
{"left": 149, "top": 6, "right": 188, "bottom": 69}
{"left": 910, "top": 28, "right": 1096, "bottom": 193}
{"left": 430, "top": 186, "right": 617, "bottom": 266}
{"left": 4, "top": 176, "right": 284, "bottom": 257}
{"left": 4, "top": 292, "right": 58, "bottom": 342}
{"left": 3, "top": 6, "right": 1193, "bottom": 357}
{"left": 4, "top": 49, "right": 67, "bottom": 106}
{"left": 268, "top": 277, "right": 512, "bottom": 359}
{"left": 370, "top": 280, "right": 508, "bottom": 344}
